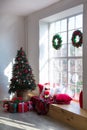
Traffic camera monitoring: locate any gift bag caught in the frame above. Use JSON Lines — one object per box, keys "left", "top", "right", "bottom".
{"left": 35, "top": 99, "right": 49, "bottom": 115}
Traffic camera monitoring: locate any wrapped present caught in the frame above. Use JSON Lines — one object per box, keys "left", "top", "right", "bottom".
{"left": 3, "top": 103, "right": 9, "bottom": 112}
{"left": 27, "top": 101, "right": 33, "bottom": 111}
{"left": 12, "top": 97, "right": 23, "bottom": 103}
{"left": 3, "top": 100, "right": 12, "bottom": 112}
{"left": 9, "top": 102, "right": 18, "bottom": 113}
{"left": 18, "top": 102, "right": 28, "bottom": 113}
{"left": 3, "top": 100, "right": 10, "bottom": 108}
{"left": 30, "top": 96, "right": 50, "bottom": 115}
{"left": 35, "top": 99, "right": 49, "bottom": 115}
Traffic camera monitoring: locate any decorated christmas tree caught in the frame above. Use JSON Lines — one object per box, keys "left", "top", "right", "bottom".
{"left": 8, "top": 47, "right": 36, "bottom": 94}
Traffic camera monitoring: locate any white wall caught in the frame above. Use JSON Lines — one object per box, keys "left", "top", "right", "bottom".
{"left": 27, "top": 0, "right": 87, "bottom": 109}
{"left": 39, "top": 22, "right": 48, "bottom": 83}
{"left": 0, "top": 15, "right": 25, "bottom": 100}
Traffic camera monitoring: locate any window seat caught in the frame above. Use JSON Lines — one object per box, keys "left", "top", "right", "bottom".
{"left": 47, "top": 101, "right": 87, "bottom": 130}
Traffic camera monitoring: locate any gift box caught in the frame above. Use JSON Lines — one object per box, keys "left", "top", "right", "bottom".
{"left": 9, "top": 102, "right": 18, "bottom": 113}
{"left": 3, "top": 100, "right": 10, "bottom": 108}
{"left": 3, "top": 103, "right": 9, "bottom": 112}
{"left": 3, "top": 100, "right": 12, "bottom": 112}
{"left": 18, "top": 102, "right": 28, "bottom": 113}
{"left": 30, "top": 96, "right": 50, "bottom": 115}
{"left": 27, "top": 101, "right": 33, "bottom": 111}
{"left": 12, "top": 97, "right": 23, "bottom": 103}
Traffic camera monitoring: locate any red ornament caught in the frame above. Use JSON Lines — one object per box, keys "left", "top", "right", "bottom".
{"left": 22, "top": 52, "right": 24, "bottom": 55}
{"left": 18, "top": 58, "right": 20, "bottom": 60}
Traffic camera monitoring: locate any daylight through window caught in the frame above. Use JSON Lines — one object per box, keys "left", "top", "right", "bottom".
{"left": 48, "top": 13, "right": 83, "bottom": 100}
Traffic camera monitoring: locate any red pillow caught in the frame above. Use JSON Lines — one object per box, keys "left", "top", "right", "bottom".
{"left": 79, "top": 91, "right": 83, "bottom": 108}
{"left": 54, "top": 94, "right": 72, "bottom": 104}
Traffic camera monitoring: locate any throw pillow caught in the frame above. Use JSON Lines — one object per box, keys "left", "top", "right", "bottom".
{"left": 53, "top": 94, "right": 72, "bottom": 104}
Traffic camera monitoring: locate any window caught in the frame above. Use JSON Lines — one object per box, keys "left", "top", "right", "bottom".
{"left": 48, "top": 14, "right": 83, "bottom": 100}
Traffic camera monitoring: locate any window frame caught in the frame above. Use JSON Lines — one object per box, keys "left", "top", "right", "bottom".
{"left": 48, "top": 13, "right": 83, "bottom": 100}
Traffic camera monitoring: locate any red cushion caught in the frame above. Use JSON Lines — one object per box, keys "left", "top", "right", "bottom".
{"left": 79, "top": 91, "right": 83, "bottom": 108}
{"left": 54, "top": 94, "right": 72, "bottom": 104}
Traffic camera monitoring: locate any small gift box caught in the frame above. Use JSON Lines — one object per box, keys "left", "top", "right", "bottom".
{"left": 3, "top": 100, "right": 12, "bottom": 112}
{"left": 11, "top": 97, "right": 23, "bottom": 104}
{"left": 3, "top": 100, "right": 10, "bottom": 108}
{"left": 3, "top": 103, "right": 9, "bottom": 112}
{"left": 9, "top": 102, "right": 18, "bottom": 113}
{"left": 18, "top": 102, "right": 28, "bottom": 113}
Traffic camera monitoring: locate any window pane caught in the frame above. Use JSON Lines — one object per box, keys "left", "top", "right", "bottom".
{"left": 68, "top": 72, "right": 80, "bottom": 86}
{"left": 75, "top": 46, "right": 83, "bottom": 56}
{"left": 53, "top": 59, "right": 62, "bottom": 72}
{"left": 61, "top": 32, "right": 67, "bottom": 44}
{"left": 48, "top": 13, "right": 83, "bottom": 101}
{"left": 68, "top": 84, "right": 75, "bottom": 97}
{"left": 75, "top": 59, "right": 83, "bottom": 72}
{"left": 68, "top": 59, "right": 75, "bottom": 72}
{"left": 68, "top": 17, "right": 75, "bottom": 30}
{"left": 68, "top": 30, "right": 74, "bottom": 43}
{"left": 77, "top": 73, "right": 83, "bottom": 84}
{"left": 76, "top": 14, "right": 83, "bottom": 28}
{"left": 61, "top": 59, "right": 67, "bottom": 72}
{"left": 53, "top": 72, "right": 61, "bottom": 83}
{"left": 61, "top": 44, "right": 67, "bottom": 57}
{"left": 68, "top": 72, "right": 72, "bottom": 84}
{"left": 50, "top": 59, "right": 67, "bottom": 83}
{"left": 53, "top": 59, "right": 67, "bottom": 72}
{"left": 68, "top": 59, "right": 83, "bottom": 73}
{"left": 61, "top": 19, "right": 67, "bottom": 32}
{"left": 62, "top": 72, "right": 67, "bottom": 86}
{"left": 68, "top": 43, "right": 75, "bottom": 56}
{"left": 56, "top": 21, "right": 60, "bottom": 33}
{"left": 52, "top": 49, "right": 61, "bottom": 57}
{"left": 52, "top": 45, "right": 67, "bottom": 57}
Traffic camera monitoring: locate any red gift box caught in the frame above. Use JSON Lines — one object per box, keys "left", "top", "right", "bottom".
{"left": 18, "top": 102, "right": 28, "bottom": 112}
{"left": 3, "top": 100, "right": 13, "bottom": 112}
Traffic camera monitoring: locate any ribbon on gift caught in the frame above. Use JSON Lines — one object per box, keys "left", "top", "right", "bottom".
{"left": 29, "top": 101, "right": 33, "bottom": 110}
{"left": 22, "top": 102, "right": 24, "bottom": 112}
{"left": 14, "top": 103, "right": 17, "bottom": 113}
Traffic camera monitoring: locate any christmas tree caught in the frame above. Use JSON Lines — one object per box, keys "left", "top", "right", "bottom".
{"left": 8, "top": 47, "right": 36, "bottom": 94}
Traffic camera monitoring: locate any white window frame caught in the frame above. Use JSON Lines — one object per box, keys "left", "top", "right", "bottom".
{"left": 48, "top": 13, "right": 83, "bottom": 100}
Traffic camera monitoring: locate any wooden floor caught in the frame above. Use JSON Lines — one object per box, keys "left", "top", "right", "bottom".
{"left": 0, "top": 106, "right": 76, "bottom": 130}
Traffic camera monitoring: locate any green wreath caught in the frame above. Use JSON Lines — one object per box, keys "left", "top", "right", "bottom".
{"left": 52, "top": 34, "right": 62, "bottom": 50}
{"left": 71, "top": 30, "right": 83, "bottom": 48}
